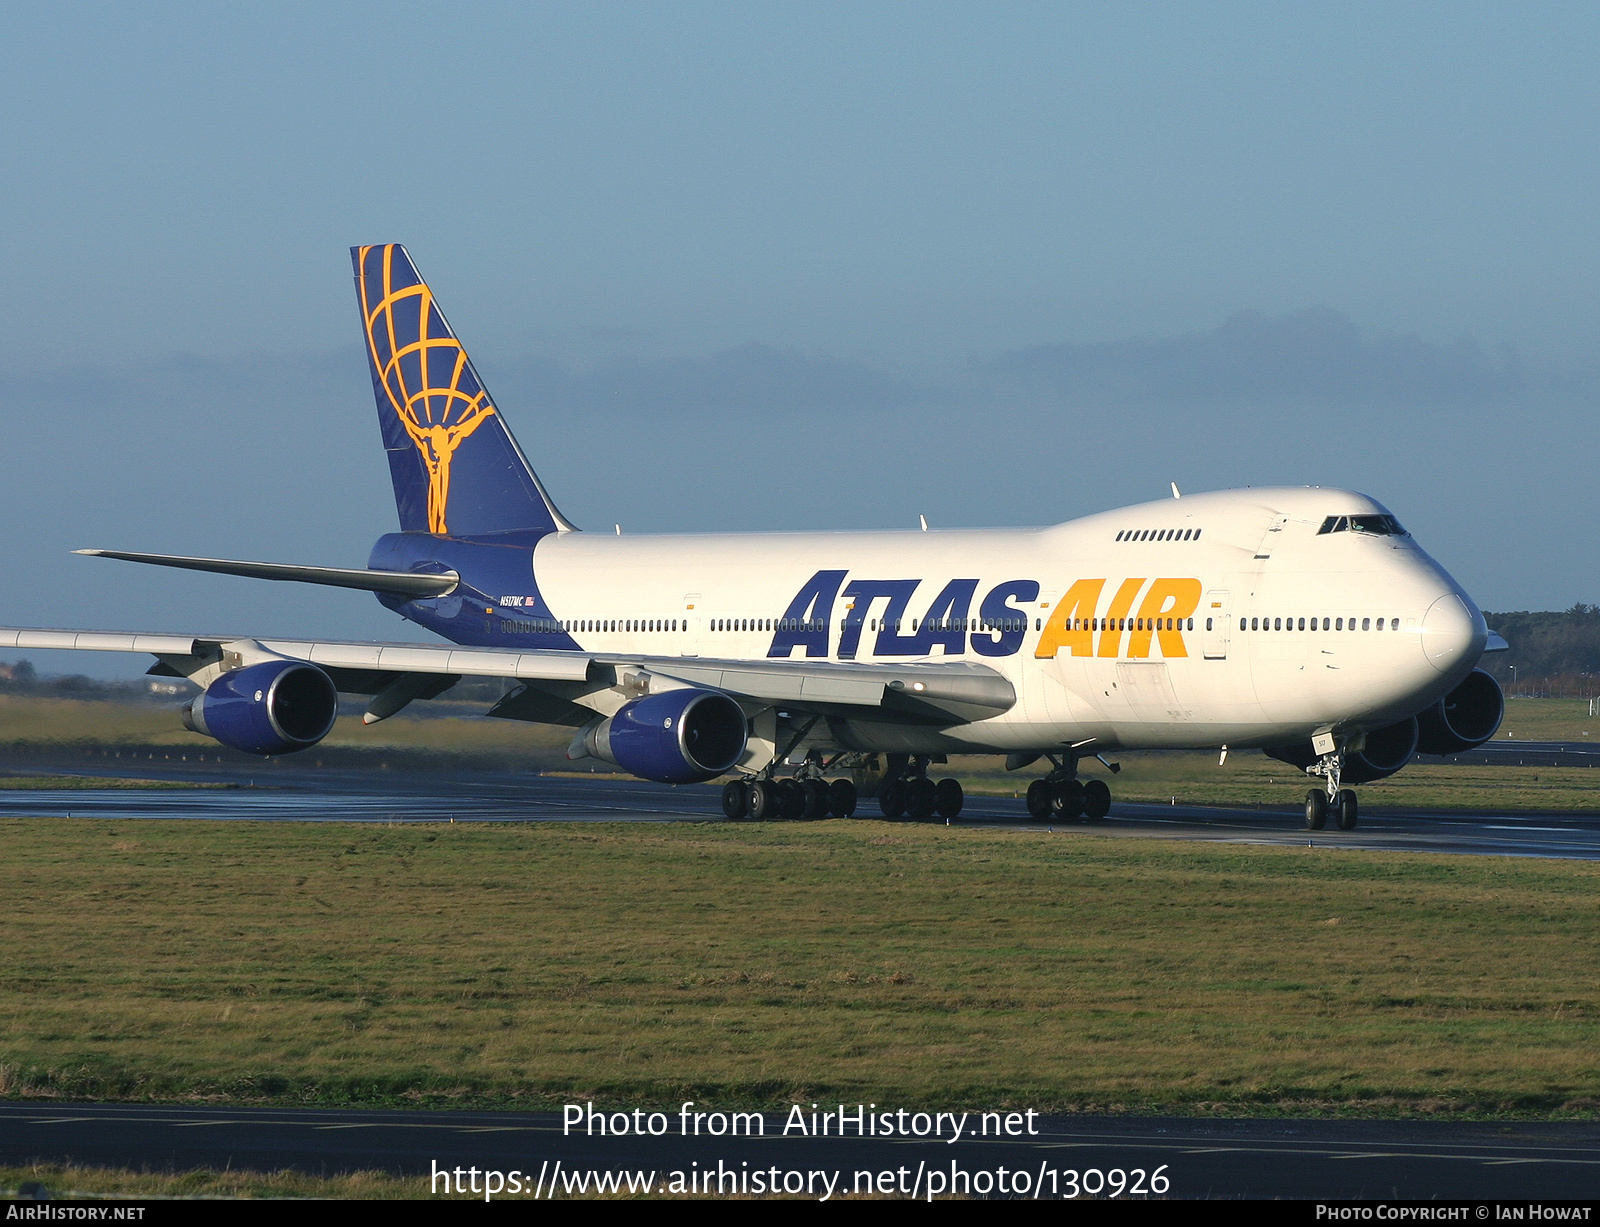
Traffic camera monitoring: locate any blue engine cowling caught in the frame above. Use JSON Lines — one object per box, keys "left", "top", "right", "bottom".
{"left": 183, "top": 660, "right": 338, "bottom": 756}
{"left": 583, "top": 688, "right": 747, "bottom": 784}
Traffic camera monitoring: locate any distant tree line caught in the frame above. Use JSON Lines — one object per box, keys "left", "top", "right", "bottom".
{"left": 1481, "top": 605, "right": 1600, "bottom": 694}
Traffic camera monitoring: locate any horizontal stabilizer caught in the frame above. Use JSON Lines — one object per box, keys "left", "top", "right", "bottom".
{"left": 1483, "top": 631, "right": 1510, "bottom": 654}
{"left": 75, "top": 549, "right": 458, "bottom": 598}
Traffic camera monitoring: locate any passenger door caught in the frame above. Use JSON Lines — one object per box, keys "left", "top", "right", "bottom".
{"left": 1201, "top": 590, "right": 1230, "bottom": 659}
{"left": 682, "top": 593, "right": 702, "bottom": 656}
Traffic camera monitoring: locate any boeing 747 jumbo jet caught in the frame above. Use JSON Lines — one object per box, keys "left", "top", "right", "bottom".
{"left": 1, "top": 246, "right": 1507, "bottom": 830}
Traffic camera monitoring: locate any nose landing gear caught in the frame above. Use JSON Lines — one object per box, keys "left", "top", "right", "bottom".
{"left": 1305, "top": 749, "right": 1358, "bottom": 831}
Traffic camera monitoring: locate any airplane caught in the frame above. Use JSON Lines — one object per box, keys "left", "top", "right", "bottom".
{"left": 0, "top": 245, "right": 1508, "bottom": 831}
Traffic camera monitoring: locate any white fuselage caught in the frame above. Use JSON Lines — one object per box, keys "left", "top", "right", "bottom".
{"left": 527, "top": 487, "right": 1486, "bottom": 757}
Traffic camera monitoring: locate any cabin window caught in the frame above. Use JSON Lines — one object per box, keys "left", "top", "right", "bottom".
{"left": 1362, "top": 618, "right": 1370, "bottom": 630}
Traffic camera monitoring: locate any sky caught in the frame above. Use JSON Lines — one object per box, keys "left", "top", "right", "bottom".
{"left": 1, "top": 2, "right": 1596, "bottom": 677}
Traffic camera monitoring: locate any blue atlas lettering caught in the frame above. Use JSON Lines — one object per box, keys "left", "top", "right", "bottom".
{"left": 891, "top": 578, "right": 979, "bottom": 657}
{"left": 767, "top": 569, "right": 847, "bottom": 659}
{"left": 837, "top": 579, "right": 921, "bottom": 659}
{"left": 972, "top": 580, "right": 1041, "bottom": 657}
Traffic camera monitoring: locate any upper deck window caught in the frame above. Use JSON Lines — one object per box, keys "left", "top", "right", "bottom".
{"left": 1317, "top": 514, "right": 1407, "bottom": 537}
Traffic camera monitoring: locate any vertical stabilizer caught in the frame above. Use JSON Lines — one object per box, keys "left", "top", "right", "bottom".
{"left": 351, "top": 245, "right": 576, "bottom": 537}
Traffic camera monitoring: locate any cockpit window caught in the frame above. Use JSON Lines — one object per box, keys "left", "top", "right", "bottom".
{"left": 1318, "top": 514, "right": 1406, "bottom": 536}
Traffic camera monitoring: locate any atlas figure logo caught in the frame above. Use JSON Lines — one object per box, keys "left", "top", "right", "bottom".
{"left": 767, "top": 571, "right": 1202, "bottom": 660}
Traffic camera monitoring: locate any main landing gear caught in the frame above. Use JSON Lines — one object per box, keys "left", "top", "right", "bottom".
{"left": 877, "top": 756, "right": 965, "bottom": 821}
{"left": 1023, "top": 753, "right": 1112, "bottom": 823}
{"left": 719, "top": 761, "right": 859, "bottom": 822}
{"left": 1304, "top": 750, "right": 1358, "bottom": 831}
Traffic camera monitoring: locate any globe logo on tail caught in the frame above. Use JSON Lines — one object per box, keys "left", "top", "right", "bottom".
{"left": 356, "top": 244, "right": 497, "bottom": 535}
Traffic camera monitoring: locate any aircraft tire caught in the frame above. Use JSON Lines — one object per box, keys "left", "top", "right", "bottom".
{"left": 778, "top": 778, "right": 807, "bottom": 820}
{"left": 1025, "top": 779, "right": 1052, "bottom": 820}
{"left": 747, "top": 780, "right": 780, "bottom": 821}
{"left": 879, "top": 780, "right": 907, "bottom": 820}
{"left": 1082, "top": 778, "right": 1112, "bottom": 821}
{"left": 800, "top": 778, "right": 830, "bottom": 820}
{"left": 934, "top": 777, "right": 964, "bottom": 818}
{"left": 720, "top": 779, "right": 749, "bottom": 820}
{"left": 1051, "top": 778, "right": 1084, "bottom": 819}
{"left": 905, "top": 776, "right": 938, "bottom": 820}
{"left": 1336, "top": 789, "right": 1359, "bottom": 830}
{"left": 1305, "top": 789, "right": 1328, "bottom": 830}
{"left": 828, "top": 777, "right": 858, "bottom": 818}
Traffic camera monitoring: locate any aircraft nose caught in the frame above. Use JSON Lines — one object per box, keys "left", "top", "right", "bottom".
{"left": 1420, "top": 593, "right": 1485, "bottom": 675}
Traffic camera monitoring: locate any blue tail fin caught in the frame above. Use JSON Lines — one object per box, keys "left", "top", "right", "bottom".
{"left": 351, "top": 244, "right": 575, "bottom": 537}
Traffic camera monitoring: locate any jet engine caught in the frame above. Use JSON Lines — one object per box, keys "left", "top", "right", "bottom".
{"left": 1415, "top": 669, "right": 1504, "bottom": 755}
{"left": 1263, "top": 715, "right": 1419, "bottom": 784}
{"left": 183, "top": 660, "right": 338, "bottom": 756}
{"left": 1343, "top": 716, "right": 1419, "bottom": 783}
{"left": 581, "top": 689, "right": 747, "bottom": 784}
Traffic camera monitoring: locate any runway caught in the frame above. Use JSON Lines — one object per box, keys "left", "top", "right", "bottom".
{"left": 0, "top": 761, "right": 1599, "bottom": 860}
{"left": 2, "top": 1102, "right": 1598, "bottom": 1200}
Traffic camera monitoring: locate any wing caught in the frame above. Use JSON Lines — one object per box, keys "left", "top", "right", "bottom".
{"left": 0, "top": 626, "right": 1016, "bottom": 726}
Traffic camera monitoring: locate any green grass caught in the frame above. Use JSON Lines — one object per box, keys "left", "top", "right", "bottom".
{"left": 0, "top": 775, "right": 219, "bottom": 789}
{"left": 1494, "top": 697, "right": 1599, "bottom": 743}
{"left": 0, "top": 693, "right": 570, "bottom": 756}
{"left": 0, "top": 1164, "right": 426, "bottom": 1200}
{"left": 3, "top": 817, "right": 1599, "bottom": 1117}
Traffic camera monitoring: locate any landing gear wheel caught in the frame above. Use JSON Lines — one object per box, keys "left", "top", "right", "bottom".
{"left": 879, "top": 779, "right": 907, "bottom": 820}
{"left": 1304, "top": 789, "right": 1327, "bottom": 831}
{"left": 800, "top": 778, "right": 830, "bottom": 820}
{"left": 720, "top": 779, "right": 749, "bottom": 820}
{"left": 1051, "top": 778, "right": 1084, "bottom": 819}
{"left": 1082, "top": 778, "right": 1112, "bottom": 821}
{"left": 905, "top": 776, "right": 938, "bottom": 820}
{"left": 778, "top": 778, "right": 806, "bottom": 821}
{"left": 934, "top": 777, "right": 964, "bottom": 819}
{"left": 1025, "top": 779, "right": 1052, "bottom": 821}
{"left": 828, "top": 777, "right": 858, "bottom": 818}
{"left": 747, "top": 779, "right": 779, "bottom": 821}
{"left": 1336, "top": 789, "right": 1358, "bottom": 831}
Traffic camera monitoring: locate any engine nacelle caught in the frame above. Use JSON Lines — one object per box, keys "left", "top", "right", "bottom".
{"left": 582, "top": 688, "right": 747, "bottom": 784}
{"left": 183, "top": 660, "right": 338, "bottom": 756}
{"left": 1344, "top": 716, "right": 1419, "bottom": 783}
{"left": 1263, "top": 716, "right": 1419, "bottom": 784}
{"left": 1416, "top": 669, "right": 1504, "bottom": 755}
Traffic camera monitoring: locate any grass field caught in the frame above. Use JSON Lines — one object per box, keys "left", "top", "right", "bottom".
{"left": 0, "top": 1164, "right": 422, "bottom": 1201}
{"left": 3, "top": 817, "right": 1598, "bottom": 1117}
{"left": 0, "top": 693, "right": 571, "bottom": 756}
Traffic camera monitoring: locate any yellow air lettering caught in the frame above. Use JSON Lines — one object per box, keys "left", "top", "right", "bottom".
{"left": 1034, "top": 578, "right": 1106, "bottom": 658}
{"left": 1126, "top": 578, "right": 1203, "bottom": 658}
{"left": 1096, "top": 578, "right": 1147, "bottom": 657}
